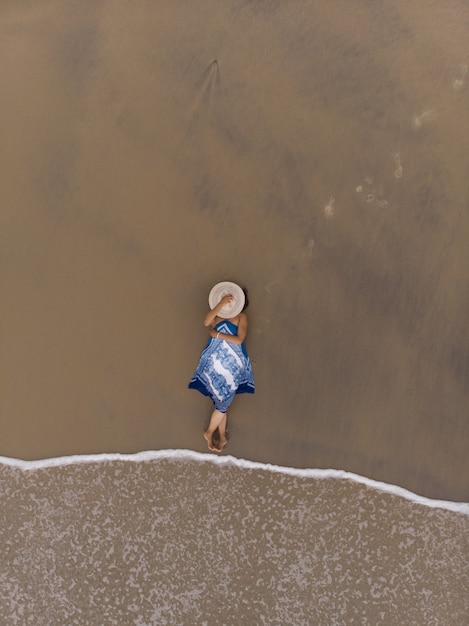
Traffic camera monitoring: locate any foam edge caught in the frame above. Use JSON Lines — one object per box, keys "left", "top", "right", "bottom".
{"left": 1, "top": 449, "right": 468, "bottom": 515}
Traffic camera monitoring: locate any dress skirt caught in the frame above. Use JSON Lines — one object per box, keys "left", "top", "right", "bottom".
{"left": 188, "top": 320, "right": 255, "bottom": 413}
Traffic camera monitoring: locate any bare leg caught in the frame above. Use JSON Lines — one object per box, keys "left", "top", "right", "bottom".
{"left": 204, "top": 409, "right": 226, "bottom": 451}
{"left": 217, "top": 413, "right": 228, "bottom": 451}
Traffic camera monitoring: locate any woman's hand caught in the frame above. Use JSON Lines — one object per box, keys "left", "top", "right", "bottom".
{"left": 207, "top": 313, "right": 247, "bottom": 345}
{"left": 219, "top": 294, "right": 233, "bottom": 306}
{"left": 203, "top": 293, "right": 234, "bottom": 326}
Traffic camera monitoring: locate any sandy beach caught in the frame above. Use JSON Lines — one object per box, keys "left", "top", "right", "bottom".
{"left": 1, "top": 2, "right": 469, "bottom": 623}
{"left": 1, "top": 0, "right": 469, "bottom": 504}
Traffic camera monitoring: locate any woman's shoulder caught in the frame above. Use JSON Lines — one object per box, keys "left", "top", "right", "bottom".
{"left": 235, "top": 312, "right": 247, "bottom": 325}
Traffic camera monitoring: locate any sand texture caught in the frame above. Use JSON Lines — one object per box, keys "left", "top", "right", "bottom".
{"left": 1, "top": 0, "right": 469, "bottom": 504}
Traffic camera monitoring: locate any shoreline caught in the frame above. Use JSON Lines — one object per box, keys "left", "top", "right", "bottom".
{"left": 2, "top": 448, "right": 468, "bottom": 513}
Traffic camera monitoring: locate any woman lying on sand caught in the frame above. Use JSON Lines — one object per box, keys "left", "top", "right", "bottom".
{"left": 188, "top": 282, "right": 255, "bottom": 452}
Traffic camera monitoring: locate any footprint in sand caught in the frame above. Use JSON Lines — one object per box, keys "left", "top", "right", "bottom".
{"left": 355, "top": 178, "right": 374, "bottom": 202}
{"left": 376, "top": 198, "right": 389, "bottom": 208}
{"left": 324, "top": 196, "right": 335, "bottom": 218}
{"left": 452, "top": 64, "right": 468, "bottom": 91}
{"left": 359, "top": 177, "right": 376, "bottom": 202}
{"left": 356, "top": 177, "right": 389, "bottom": 208}
{"left": 393, "top": 153, "right": 403, "bottom": 179}
{"left": 412, "top": 108, "right": 433, "bottom": 129}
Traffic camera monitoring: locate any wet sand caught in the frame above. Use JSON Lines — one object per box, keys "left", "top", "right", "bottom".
{"left": 1, "top": 453, "right": 468, "bottom": 625}
{"left": 1, "top": 0, "right": 469, "bottom": 501}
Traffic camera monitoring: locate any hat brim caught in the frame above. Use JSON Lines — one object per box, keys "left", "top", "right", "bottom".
{"left": 208, "top": 282, "right": 245, "bottom": 319}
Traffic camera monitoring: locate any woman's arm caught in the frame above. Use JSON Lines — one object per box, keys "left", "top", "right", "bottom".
{"left": 208, "top": 313, "right": 248, "bottom": 345}
{"left": 203, "top": 294, "right": 234, "bottom": 327}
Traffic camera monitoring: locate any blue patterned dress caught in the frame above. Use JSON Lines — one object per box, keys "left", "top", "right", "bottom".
{"left": 188, "top": 320, "right": 255, "bottom": 413}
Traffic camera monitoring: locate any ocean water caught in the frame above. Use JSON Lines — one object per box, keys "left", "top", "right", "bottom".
{"left": 1, "top": 451, "right": 468, "bottom": 625}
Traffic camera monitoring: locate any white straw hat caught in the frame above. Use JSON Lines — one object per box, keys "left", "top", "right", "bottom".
{"left": 208, "top": 281, "right": 245, "bottom": 318}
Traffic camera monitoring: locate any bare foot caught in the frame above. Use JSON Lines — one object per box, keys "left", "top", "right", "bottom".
{"left": 203, "top": 431, "right": 216, "bottom": 451}
{"left": 218, "top": 435, "right": 228, "bottom": 451}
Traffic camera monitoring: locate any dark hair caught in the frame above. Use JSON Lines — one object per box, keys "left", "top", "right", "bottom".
{"left": 242, "top": 286, "right": 249, "bottom": 311}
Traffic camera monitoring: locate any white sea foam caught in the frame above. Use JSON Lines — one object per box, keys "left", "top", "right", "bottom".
{"left": 2, "top": 448, "right": 467, "bottom": 625}
{"left": 1, "top": 449, "right": 468, "bottom": 514}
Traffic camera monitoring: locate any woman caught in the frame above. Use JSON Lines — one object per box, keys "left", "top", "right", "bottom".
{"left": 188, "top": 282, "right": 255, "bottom": 452}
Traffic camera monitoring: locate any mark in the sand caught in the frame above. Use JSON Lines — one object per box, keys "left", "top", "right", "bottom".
{"left": 377, "top": 198, "right": 389, "bottom": 208}
{"left": 356, "top": 176, "right": 389, "bottom": 208}
{"left": 255, "top": 318, "right": 270, "bottom": 334}
{"left": 324, "top": 196, "right": 335, "bottom": 218}
{"left": 265, "top": 280, "right": 279, "bottom": 293}
{"left": 412, "top": 108, "right": 433, "bottom": 129}
{"left": 195, "top": 59, "right": 220, "bottom": 108}
{"left": 185, "top": 60, "right": 221, "bottom": 142}
{"left": 452, "top": 64, "right": 468, "bottom": 91}
{"left": 206, "top": 59, "right": 220, "bottom": 93}
{"left": 302, "top": 238, "right": 315, "bottom": 259}
{"left": 373, "top": 183, "right": 389, "bottom": 208}
{"left": 393, "top": 153, "right": 403, "bottom": 179}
